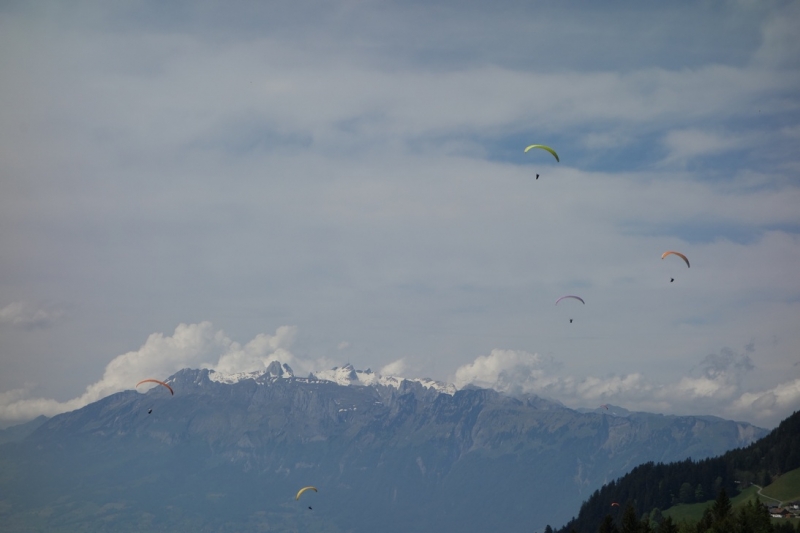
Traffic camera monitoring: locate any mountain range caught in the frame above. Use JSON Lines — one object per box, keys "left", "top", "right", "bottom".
{"left": 0, "top": 362, "right": 767, "bottom": 532}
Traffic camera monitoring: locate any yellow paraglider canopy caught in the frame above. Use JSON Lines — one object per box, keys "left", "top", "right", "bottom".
{"left": 296, "top": 486, "right": 318, "bottom": 500}
{"left": 524, "top": 144, "right": 560, "bottom": 162}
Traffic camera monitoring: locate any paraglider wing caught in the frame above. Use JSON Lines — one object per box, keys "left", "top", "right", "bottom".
{"left": 135, "top": 379, "right": 174, "bottom": 395}
{"left": 296, "top": 486, "right": 318, "bottom": 501}
{"left": 661, "top": 251, "right": 690, "bottom": 268}
{"left": 555, "top": 295, "right": 585, "bottom": 305}
{"left": 524, "top": 144, "right": 560, "bottom": 162}
{"left": 611, "top": 502, "right": 620, "bottom": 507}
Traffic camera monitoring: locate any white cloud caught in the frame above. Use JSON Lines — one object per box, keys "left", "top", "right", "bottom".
{"left": 582, "top": 131, "right": 633, "bottom": 150}
{"left": 380, "top": 358, "right": 406, "bottom": 376}
{"left": 213, "top": 325, "right": 297, "bottom": 374}
{"left": 661, "top": 129, "right": 747, "bottom": 165}
{"left": 1, "top": 321, "right": 797, "bottom": 429}
{"left": 753, "top": 2, "right": 800, "bottom": 68}
{"left": 453, "top": 349, "right": 562, "bottom": 395}
{"left": 732, "top": 380, "right": 800, "bottom": 422}
{"left": 693, "top": 348, "right": 754, "bottom": 381}
{"left": 452, "top": 346, "right": 799, "bottom": 427}
{"left": 0, "top": 301, "right": 61, "bottom": 329}
{"left": 0, "top": 322, "right": 323, "bottom": 425}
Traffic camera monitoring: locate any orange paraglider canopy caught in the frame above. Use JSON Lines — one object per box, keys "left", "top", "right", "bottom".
{"left": 136, "top": 379, "right": 174, "bottom": 395}
{"left": 661, "top": 251, "right": 690, "bottom": 268}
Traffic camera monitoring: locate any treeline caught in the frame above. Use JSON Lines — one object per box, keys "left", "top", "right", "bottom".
{"left": 552, "top": 410, "right": 800, "bottom": 533}
{"left": 548, "top": 490, "right": 799, "bottom": 533}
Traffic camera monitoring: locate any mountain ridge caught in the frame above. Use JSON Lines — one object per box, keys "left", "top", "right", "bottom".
{"left": 0, "top": 364, "right": 769, "bottom": 533}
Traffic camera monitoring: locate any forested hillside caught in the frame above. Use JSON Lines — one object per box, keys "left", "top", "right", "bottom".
{"left": 555, "top": 410, "right": 800, "bottom": 533}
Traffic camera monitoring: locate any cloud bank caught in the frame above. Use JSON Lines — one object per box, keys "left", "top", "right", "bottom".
{"left": 453, "top": 346, "right": 799, "bottom": 428}
{"left": 0, "top": 322, "right": 325, "bottom": 425}
{"left": 2, "top": 322, "right": 797, "bottom": 428}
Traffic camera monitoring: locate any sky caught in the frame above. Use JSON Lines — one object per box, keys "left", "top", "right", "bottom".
{"left": 1, "top": 0, "right": 799, "bottom": 428}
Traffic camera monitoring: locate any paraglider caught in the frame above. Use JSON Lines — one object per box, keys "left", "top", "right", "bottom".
{"left": 661, "top": 251, "right": 690, "bottom": 268}
{"left": 611, "top": 502, "right": 620, "bottom": 507}
{"left": 555, "top": 295, "right": 585, "bottom": 305}
{"left": 662, "top": 251, "right": 689, "bottom": 283}
{"left": 524, "top": 144, "right": 560, "bottom": 162}
{"left": 135, "top": 379, "right": 174, "bottom": 395}
{"left": 137, "top": 379, "right": 172, "bottom": 415}
{"left": 601, "top": 404, "right": 609, "bottom": 410}
{"left": 296, "top": 486, "right": 318, "bottom": 501}
{"left": 524, "top": 145, "right": 559, "bottom": 179}
{"left": 556, "top": 295, "right": 584, "bottom": 324}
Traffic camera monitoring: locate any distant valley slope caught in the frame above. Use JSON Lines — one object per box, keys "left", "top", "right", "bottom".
{"left": 0, "top": 363, "right": 767, "bottom": 533}
{"left": 554, "top": 408, "right": 800, "bottom": 532}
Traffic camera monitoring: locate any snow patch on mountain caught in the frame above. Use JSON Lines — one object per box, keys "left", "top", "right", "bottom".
{"left": 208, "top": 361, "right": 456, "bottom": 395}
{"left": 313, "top": 364, "right": 456, "bottom": 395}
{"left": 208, "top": 370, "right": 267, "bottom": 384}
{"left": 208, "top": 361, "right": 294, "bottom": 384}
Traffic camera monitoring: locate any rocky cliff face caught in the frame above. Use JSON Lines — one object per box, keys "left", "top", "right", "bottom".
{"left": 0, "top": 366, "right": 766, "bottom": 533}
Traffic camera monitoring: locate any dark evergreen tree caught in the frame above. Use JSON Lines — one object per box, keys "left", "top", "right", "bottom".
{"left": 679, "top": 482, "right": 694, "bottom": 504}
{"left": 733, "top": 498, "right": 771, "bottom": 533}
{"left": 710, "top": 488, "right": 732, "bottom": 524}
{"left": 598, "top": 514, "right": 619, "bottom": 533}
{"left": 650, "top": 508, "right": 664, "bottom": 526}
{"left": 712, "top": 477, "right": 722, "bottom": 496}
{"left": 694, "top": 484, "right": 705, "bottom": 502}
{"left": 696, "top": 506, "right": 714, "bottom": 533}
{"left": 622, "top": 504, "right": 640, "bottom": 533}
{"left": 655, "top": 516, "right": 678, "bottom": 533}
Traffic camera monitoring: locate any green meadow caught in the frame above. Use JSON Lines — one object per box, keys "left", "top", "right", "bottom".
{"left": 663, "top": 468, "right": 800, "bottom": 525}
{"left": 760, "top": 468, "right": 800, "bottom": 503}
